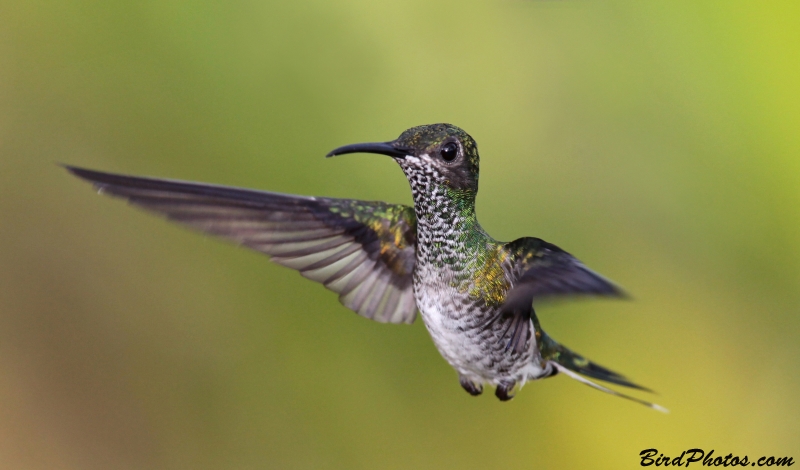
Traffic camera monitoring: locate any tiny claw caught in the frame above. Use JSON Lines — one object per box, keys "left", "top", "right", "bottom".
{"left": 495, "top": 380, "right": 517, "bottom": 401}
{"left": 460, "top": 376, "right": 483, "bottom": 396}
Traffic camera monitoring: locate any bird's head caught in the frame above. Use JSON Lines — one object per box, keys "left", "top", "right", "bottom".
{"left": 327, "top": 123, "right": 480, "bottom": 194}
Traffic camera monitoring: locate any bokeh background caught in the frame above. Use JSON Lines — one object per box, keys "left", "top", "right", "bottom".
{"left": 2, "top": 1, "right": 799, "bottom": 468}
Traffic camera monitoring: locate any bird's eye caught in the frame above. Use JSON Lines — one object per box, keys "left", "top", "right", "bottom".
{"left": 440, "top": 142, "right": 458, "bottom": 162}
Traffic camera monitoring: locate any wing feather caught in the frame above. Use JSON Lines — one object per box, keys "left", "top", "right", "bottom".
{"left": 502, "top": 237, "right": 625, "bottom": 314}
{"left": 66, "top": 165, "right": 418, "bottom": 324}
{"left": 485, "top": 237, "right": 625, "bottom": 353}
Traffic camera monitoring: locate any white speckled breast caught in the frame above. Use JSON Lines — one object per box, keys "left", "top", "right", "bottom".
{"left": 399, "top": 155, "right": 547, "bottom": 386}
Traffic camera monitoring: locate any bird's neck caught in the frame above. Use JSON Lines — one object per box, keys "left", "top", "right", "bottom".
{"left": 410, "top": 181, "right": 493, "bottom": 267}
{"left": 412, "top": 180, "right": 477, "bottom": 229}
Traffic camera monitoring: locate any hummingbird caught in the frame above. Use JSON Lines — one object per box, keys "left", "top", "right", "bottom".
{"left": 66, "top": 123, "right": 665, "bottom": 411}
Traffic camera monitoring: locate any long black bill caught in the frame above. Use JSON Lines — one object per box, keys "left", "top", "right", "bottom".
{"left": 325, "top": 141, "right": 411, "bottom": 159}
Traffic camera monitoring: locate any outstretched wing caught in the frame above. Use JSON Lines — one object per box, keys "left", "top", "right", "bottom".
{"left": 503, "top": 237, "right": 625, "bottom": 312}
{"left": 485, "top": 237, "right": 625, "bottom": 353}
{"left": 66, "top": 166, "right": 418, "bottom": 324}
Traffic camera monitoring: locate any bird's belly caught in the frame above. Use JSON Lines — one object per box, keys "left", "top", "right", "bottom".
{"left": 414, "top": 287, "right": 547, "bottom": 384}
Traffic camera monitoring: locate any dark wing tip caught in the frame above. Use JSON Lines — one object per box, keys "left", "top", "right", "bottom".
{"left": 61, "top": 163, "right": 87, "bottom": 174}
{"left": 63, "top": 165, "right": 145, "bottom": 199}
{"left": 61, "top": 163, "right": 83, "bottom": 176}
{"left": 62, "top": 164, "right": 110, "bottom": 186}
{"left": 600, "top": 279, "right": 630, "bottom": 300}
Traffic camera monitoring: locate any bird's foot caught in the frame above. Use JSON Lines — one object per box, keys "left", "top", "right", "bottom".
{"left": 459, "top": 376, "right": 483, "bottom": 396}
{"left": 495, "top": 380, "right": 517, "bottom": 401}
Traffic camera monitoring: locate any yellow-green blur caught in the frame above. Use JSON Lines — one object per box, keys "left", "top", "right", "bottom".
{"left": 1, "top": 1, "right": 798, "bottom": 469}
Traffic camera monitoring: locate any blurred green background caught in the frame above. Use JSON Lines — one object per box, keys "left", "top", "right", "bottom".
{"left": 2, "top": 1, "right": 799, "bottom": 468}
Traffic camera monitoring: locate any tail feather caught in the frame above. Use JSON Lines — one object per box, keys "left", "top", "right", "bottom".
{"left": 540, "top": 332, "right": 667, "bottom": 413}
{"left": 552, "top": 364, "right": 668, "bottom": 413}
{"left": 543, "top": 335, "right": 651, "bottom": 391}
